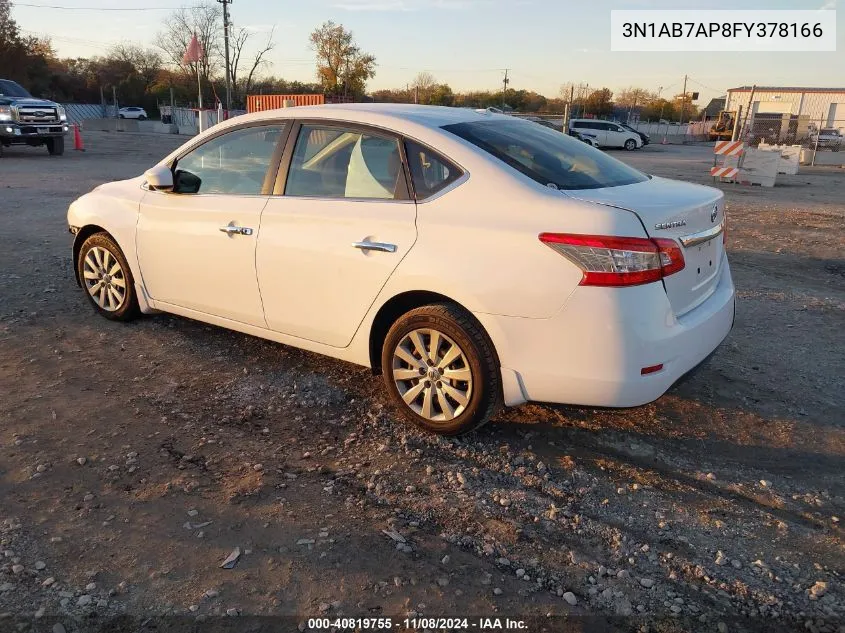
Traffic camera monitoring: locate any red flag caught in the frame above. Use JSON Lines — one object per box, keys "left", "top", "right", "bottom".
{"left": 183, "top": 34, "right": 204, "bottom": 64}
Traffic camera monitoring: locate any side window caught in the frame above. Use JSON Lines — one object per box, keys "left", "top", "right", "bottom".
{"left": 572, "top": 121, "right": 586, "bottom": 128}
{"left": 404, "top": 140, "right": 462, "bottom": 200}
{"left": 173, "top": 125, "right": 283, "bottom": 195}
{"left": 285, "top": 125, "right": 403, "bottom": 200}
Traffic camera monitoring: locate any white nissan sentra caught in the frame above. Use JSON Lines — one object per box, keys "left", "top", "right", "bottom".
{"left": 67, "top": 104, "right": 735, "bottom": 435}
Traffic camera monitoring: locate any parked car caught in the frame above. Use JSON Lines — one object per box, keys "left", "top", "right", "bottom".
{"left": 67, "top": 105, "right": 734, "bottom": 435}
{"left": 568, "top": 119, "right": 642, "bottom": 150}
{"left": 621, "top": 122, "right": 650, "bottom": 146}
{"left": 569, "top": 128, "right": 600, "bottom": 147}
{"left": 526, "top": 117, "right": 562, "bottom": 131}
{"left": 0, "top": 78, "right": 69, "bottom": 157}
{"left": 809, "top": 128, "right": 842, "bottom": 151}
{"left": 118, "top": 107, "right": 148, "bottom": 120}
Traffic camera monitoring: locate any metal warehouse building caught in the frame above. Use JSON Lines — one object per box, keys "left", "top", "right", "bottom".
{"left": 725, "top": 86, "right": 845, "bottom": 128}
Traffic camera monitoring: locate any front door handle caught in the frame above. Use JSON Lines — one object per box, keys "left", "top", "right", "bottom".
{"left": 220, "top": 225, "right": 253, "bottom": 236}
{"left": 352, "top": 240, "right": 397, "bottom": 253}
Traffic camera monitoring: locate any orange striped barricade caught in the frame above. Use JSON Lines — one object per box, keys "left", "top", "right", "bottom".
{"left": 711, "top": 141, "right": 744, "bottom": 182}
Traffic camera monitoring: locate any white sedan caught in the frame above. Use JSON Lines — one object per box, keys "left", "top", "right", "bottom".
{"left": 118, "top": 106, "right": 148, "bottom": 120}
{"left": 67, "top": 104, "right": 735, "bottom": 435}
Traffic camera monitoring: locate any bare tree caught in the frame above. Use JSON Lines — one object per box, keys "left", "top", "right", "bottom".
{"left": 108, "top": 43, "right": 163, "bottom": 92}
{"left": 230, "top": 26, "right": 276, "bottom": 105}
{"left": 559, "top": 82, "right": 593, "bottom": 117}
{"left": 410, "top": 71, "right": 436, "bottom": 104}
{"left": 155, "top": 4, "right": 222, "bottom": 86}
{"left": 616, "top": 87, "right": 656, "bottom": 109}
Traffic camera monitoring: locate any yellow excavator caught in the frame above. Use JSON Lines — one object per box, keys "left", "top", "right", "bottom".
{"left": 709, "top": 111, "right": 737, "bottom": 142}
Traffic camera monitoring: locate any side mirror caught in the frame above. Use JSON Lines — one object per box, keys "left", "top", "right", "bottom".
{"left": 173, "top": 169, "right": 201, "bottom": 194}
{"left": 144, "top": 165, "right": 174, "bottom": 191}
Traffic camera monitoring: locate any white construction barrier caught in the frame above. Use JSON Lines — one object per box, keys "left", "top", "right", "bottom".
{"left": 722, "top": 149, "right": 780, "bottom": 187}
{"left": 758, "top": 142, "right": 801, "bottom": 175}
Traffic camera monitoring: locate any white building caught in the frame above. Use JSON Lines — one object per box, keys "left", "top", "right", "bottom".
{"left": 725, "top": 86, "right": 845, "bottom": 128}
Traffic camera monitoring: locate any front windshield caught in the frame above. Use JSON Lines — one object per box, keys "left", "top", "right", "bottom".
{"left": 0, "top": 80, "right": 32, "bottom": 98}
{"left": 443, "top": 118, "right": 649, "bottom": 190}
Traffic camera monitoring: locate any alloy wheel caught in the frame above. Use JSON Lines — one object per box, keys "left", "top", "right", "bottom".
{"left": 83, "top": 246, "right": 127, "bottom": 312}
{"left": 392, "top": 328, "right": 473, "bottom": 423}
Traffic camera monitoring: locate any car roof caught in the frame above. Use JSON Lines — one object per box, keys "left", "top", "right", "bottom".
{"left": 224, "top": 103, "right": 500, "bottom": 130}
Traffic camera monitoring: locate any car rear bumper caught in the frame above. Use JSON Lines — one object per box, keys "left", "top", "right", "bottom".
{"left": 479, "top": 254, "right": 736, "bottom": 408}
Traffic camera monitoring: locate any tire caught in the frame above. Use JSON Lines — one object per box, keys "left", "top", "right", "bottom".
{"left": 624, "top": 138, "right": 637, "bottom": 151}
{"left": 76, "top": 233, "right": 140, "bottom": 321}
{"left": 46, "top": 136, "right": 64, "bottom": 156}
{"left": 119, "top": 114, "right": 125, "bottom": 119}
{"left": 138, "top": 115, "right": 146, "bottom": 121}
{"left": 381, "top": 302, "right": 502, "bottom": 435}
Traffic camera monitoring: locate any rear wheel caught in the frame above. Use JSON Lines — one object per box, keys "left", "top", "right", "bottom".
{"left": 382, "top": 303, "right": 502, "bottom": 435}
{"left": 46, "top": 136, "right": 64, "bottom": 156}
{"left": 77, "top": 233, "right": 139, "bottom": 321}
{"left": 138, "top": 115, "right": 146, "bottom": 121}
{"left": 624, "top": 138, "right": 637, "bottom": 151}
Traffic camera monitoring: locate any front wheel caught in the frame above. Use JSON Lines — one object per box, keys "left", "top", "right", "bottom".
{"left": 138, "top": 115, "right": 146, "bottom": 121}
{"left": 624, "top": 138, "right": 638, "bottom": 151}
{"left": 77, "top": 233, "right": 140, "bottom": 321}
{"left": 382, "top": 303, "right": 502, "bottom": 435}
{"left": 46, "top": 136, "right": 64, "bottom": 156}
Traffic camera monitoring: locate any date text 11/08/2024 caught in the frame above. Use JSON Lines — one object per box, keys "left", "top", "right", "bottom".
{"left": 307, "top": 618, "right": 528, "bottom": 630}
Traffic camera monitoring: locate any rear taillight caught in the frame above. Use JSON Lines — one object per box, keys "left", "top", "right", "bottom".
{"left": 539, "top": 233, "right": 685, "bottom": 287}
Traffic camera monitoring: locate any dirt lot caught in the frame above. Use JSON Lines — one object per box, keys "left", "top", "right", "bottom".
{"left": 0, "top": 133, "right": 843, "bottom": 633}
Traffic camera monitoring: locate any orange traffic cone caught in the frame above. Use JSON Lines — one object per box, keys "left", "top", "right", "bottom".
{"left": 73, "top": 123, "right": 85, "bottom": 151}
{"left": 661, "top": 135, "right": 668, "bottom": 145}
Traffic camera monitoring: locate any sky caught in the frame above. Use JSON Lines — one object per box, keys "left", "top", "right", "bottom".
{"left": 11, "top": 0, "right": 844, "bottom": 105}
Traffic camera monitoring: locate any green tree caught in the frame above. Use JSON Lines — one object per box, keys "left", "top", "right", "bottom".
{"left": 309, "top": 21, "right": 376, "bottom": 99}
{"left": 672, "top": 92, "right": 700, "bottom": 122}
{"left": 641, "top": 98, "right": 676, "bottom": 121}
{"left": 0, "top": 0, "right": 37, "bottom": 87}
{"left": 584, "top": 88, "right": 613, "bottom": 118}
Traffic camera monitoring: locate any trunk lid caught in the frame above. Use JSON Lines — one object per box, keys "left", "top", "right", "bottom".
{"left": 568, "top": 176, "right": 726, "bottom": 317}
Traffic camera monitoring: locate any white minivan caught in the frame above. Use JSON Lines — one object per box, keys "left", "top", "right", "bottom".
{"left": 569, "top": 119, "right": 642, "bottom": 150}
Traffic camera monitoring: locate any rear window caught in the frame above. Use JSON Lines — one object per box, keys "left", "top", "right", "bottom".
{"left": 443, "top": 119, "right": 649, "bottom": 191}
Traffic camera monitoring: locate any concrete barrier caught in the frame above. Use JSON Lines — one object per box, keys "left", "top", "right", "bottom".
{"left": 138, "top": 121, "right": 178, "bottom": 135}
{"left": 800, "top": 149, "right": 845, "bottom": 167}
{"left": 76, "top": 119, "right": 181, "bottom": 135}
{"left": 82, "top": 118, "right": 140, "bottom": 133}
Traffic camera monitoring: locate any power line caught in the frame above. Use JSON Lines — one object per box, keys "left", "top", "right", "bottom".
{"left": 686, "top": 76, "right": 723, "bottom": 94}
{"left": 13, "top": 2, "right": 204, "bottom": 9}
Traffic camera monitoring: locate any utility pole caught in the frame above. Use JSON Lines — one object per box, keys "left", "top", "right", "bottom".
{"left": 501, "top": 69, "right": 510, "bottom": 109}
{"left": 680, "top": 74, "right": 688, "bottom": 124}
{"left": 217, "top": 0, "right": 232, "bottom": 112}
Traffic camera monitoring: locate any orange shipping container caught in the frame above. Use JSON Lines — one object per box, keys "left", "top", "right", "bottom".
{"left": 247, "top": 94, "right": 325, "bottom": 113}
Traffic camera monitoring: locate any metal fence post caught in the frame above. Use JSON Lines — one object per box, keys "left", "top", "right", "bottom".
{"left": 811, "top": 115, "right": 823, "bottom": 166}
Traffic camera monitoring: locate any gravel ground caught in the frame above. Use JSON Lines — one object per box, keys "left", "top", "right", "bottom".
{"left": 0, "top": 132, "right": 843, "bottom": 633}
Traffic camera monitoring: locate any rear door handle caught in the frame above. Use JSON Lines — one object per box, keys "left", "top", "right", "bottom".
{"left": 220, "top": 225, "right": 253, "bottom": 236}
{"left": 352, "top": 240, "right": 397, "bottom": 253}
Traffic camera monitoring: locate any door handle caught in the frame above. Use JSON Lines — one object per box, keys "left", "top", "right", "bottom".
{"left": 220, "top": 225, "right": 253, "bottom": 236}
{"left": 352, "top": 240, "right": 397, "bottom": 253}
